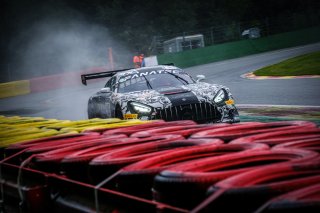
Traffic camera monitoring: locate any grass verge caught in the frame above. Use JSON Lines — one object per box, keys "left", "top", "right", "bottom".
{"left": 254, "top": 51, "right": 320, "bottom": 76}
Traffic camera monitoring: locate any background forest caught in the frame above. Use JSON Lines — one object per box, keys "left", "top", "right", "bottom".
{"left": 1, "top": 0, "right": 319, "bottom": 81}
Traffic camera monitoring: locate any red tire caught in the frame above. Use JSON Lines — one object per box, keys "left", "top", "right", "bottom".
{"left": 191, "top": 121, "right": 315, "bottom": 142}
{"left": 130, "top": 123, "right": 231, "bottom": 138}
{"left": 103, "top": 120, "right": 196, "bottom": 136}
{"left": 273, "top": 137, "right": 320, "bottom": 153}
{"left": 230, "top": 128, "right": 320, "bottom": 146}
{"left": 5, "top": 133, "right": 100, "bottom": 157}
{"left": 152, "top": 148, "right": 318, "bottom": 209}
{"left": 197, "top": 158, "right": 320, "bottom": 213}
{"left": 31, "top": 134, "right": 128, "bottom": 173}
{"left": 114, "top": 142, "right": 267, "bottom": 199}
{"left": 61, "top": 135, "right": 184, "bottom": 181}
{"left": 24, "top": 134, "right": 127, "bottom": 156}
{"left": 101, "top": 120, "right": 166, "bottom": 136}
{"left": 255, "top": 183, "right": 320, "bottom": 213}
{"left": 88, "top": 136, "right": 219, "bottom": 183}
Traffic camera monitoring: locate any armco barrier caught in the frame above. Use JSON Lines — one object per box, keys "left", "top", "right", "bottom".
{"left": 0, "top": 80, "right": 30, "bottom": 98}
{"left": 1, "top": 116, "right": 319, "bottom": 213}
{"left": 0, "top": 66, "right": 109, "bottom": 99}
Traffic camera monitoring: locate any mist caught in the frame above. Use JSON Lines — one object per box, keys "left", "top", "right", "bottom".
{"left": 4, "top": 3, "right": 133, "bottom": 82}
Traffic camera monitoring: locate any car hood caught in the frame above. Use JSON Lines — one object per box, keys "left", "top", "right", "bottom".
{"left": 113, "top": 82, "right": 224, "bottom": 108}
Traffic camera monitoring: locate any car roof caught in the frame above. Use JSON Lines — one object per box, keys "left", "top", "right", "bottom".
{"left": 116, "top": 65, "right": 180, "bottom": 76}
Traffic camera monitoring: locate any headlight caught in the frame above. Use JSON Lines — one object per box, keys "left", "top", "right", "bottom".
{"left": 213, "top": 89, "right": 227, "bottom": 104}
{"left": 129, "top": 102, "right": 152, "bottom": 114}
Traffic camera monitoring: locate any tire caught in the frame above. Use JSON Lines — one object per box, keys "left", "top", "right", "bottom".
{"left": 231, "top": 128, "right": 320, "bottom": 146}
{"left": 199, "top": 159, "right": 320, "bottom": 213}
{"left": 5, "top": 133, "right": 101, "bottom": 159}
{"left": 87, "top": 134, "right": 184, "bottom": 183}
{"left": 191, "top": 121, "right": 317, "bottom": 142}
{"left": 255, "top": 183, "right": 320, "bottom": 213}
{"left": 114, "top": 142, "right": 265, "bottom": 199}
{"left": 32, "top": 134, "right": 128, "bottom": 173}
{"left": 61, "top": 135, "right": 175, "bottom": 181}
{"left": 152, "top": 148, "right": 318, "bottom": 209}
{"left": 272, "top": 137, "right": 320, "bottom": 152}
{"left": 130, "top": 123, "right": 231, "bottom": 138}
{"left": 102, "top": 120, "right": 197, "bottom": 137}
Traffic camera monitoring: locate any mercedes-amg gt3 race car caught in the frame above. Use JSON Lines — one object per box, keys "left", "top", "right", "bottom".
{"left": 81, "top": 65, "right": 240, "bottom": 123}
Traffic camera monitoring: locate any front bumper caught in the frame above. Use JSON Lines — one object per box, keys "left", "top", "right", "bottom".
{"left": 124, "top": 101, "right": 240, "bottom": 124}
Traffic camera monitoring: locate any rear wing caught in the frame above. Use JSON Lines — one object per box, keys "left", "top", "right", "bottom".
{"left": 81, "top": 68, "right": 131, "bottom": 85}
{"left": 81, "top": 63, "right": 175, "bottom": 85}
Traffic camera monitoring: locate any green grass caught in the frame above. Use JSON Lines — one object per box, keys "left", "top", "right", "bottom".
{"left": 254, "top": 51, "right": 320, "bottom": 76}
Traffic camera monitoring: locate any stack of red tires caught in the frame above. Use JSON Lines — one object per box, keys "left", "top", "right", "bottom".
{"left": 1, "top": 120, "right": 319, "bottom": 212}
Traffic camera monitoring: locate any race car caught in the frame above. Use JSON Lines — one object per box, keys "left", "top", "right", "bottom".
{"left": 81, "top": 65, "right": 240, "bottom": 123}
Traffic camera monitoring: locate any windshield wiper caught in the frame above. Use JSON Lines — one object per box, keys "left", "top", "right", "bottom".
{"left": 142, "top": 75, "right": 153, "bottom": 89}
{"left": 166, "top": 72, "right": 190, "bottom": 85}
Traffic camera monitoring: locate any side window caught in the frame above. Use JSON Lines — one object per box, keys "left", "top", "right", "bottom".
{"left": 110, "top": 76, "right": 117, "bottom": 92}
{"left": 105, "top": 78, "right": 112, "bottom": 88}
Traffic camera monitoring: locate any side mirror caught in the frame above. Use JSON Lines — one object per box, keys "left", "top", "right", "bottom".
{"left": 196, "top": 75, "right": 206, "bottom": 82}
{"left": 100, "top": 87, "right": 111, "bottom": 93}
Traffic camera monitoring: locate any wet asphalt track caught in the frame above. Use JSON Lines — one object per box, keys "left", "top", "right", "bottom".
{"left": 185, "top": 42, "right": 320, "bottom": 106}
{"left": 0, "top": 43, "right": 320, "bottom": 120}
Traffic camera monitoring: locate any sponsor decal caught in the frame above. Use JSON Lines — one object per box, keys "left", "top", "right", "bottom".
{"left": 119, "top": 69, "right": 181, "bottom": 82}
{"left": 124, "top": 114, "right": 138, "bottom": 119}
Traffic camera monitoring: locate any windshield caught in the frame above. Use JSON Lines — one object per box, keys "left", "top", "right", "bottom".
{"left": 117, "top": 72, "right": 194, "bottom": 93}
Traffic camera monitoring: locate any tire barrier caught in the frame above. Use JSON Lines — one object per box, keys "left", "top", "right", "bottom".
{"left": 30, "top": 134, "right": 129, "bottom": 173}
{"left": 255, "top": 183, "right": 320, "bottom": 213}
{"left": 193, "top": 158, "right": 320, "bottom": 213}
{"left": 191, "top": 121, "right": 317, "bottom": 142}
{"left": 87, "top": 135, "right": 205, "bottom": 183}
{"left": 100, "top": 120, "right": 167, "bottom": 135}
{"left": 0, "top": 115, "right": 319, "bottom": 213}
{"left": 4, "top": 133, "right": 101, "bottom": 157}
{"left": 230, "top": 128, "right": 320, "bottom": 146}
{"left": 272, "top": 137, "right": 320, "bottom": 153}
{"left": 114, "top": 142, "right": 266, "bottom": 199}
{"left": 0, "top": 116, "right": 149, "bottom": 149}
{"left": 60, "top": 135, "right": 185, "bottom": 182}
{"left": 103, "top": 120, "right": 196, "bottom": 136}
{"left": 130, "top": 123, "right": 230, "bottom": 138}
{"left": 152, "top": 148, "right": 318, "bottom": 209}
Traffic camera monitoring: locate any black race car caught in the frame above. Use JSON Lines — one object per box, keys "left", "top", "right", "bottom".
{"left": 81, "top": 65, "right": 240, "bottom": 123}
